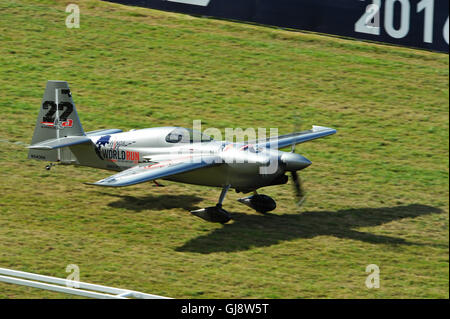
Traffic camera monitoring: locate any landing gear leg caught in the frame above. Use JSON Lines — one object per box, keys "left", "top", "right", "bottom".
{"left": 217, "top": 185, "right": 230, "bottom": 208}
{"left": 191, "top": 185, "right": 232, "bottom": 224}
{"left": 153, "top": 180, "right": 165, "bottom": 187}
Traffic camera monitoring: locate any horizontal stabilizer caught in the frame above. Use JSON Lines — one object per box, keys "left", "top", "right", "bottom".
{"left": 28, "top": 136, "right": 92, "bottom": 150}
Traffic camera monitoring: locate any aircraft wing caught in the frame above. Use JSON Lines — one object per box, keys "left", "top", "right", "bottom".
{"left": 88, "top": 155, "right": 221, "bottom": 187}
{"left": 255, "top": 126, "right": 337, "bottom": 150}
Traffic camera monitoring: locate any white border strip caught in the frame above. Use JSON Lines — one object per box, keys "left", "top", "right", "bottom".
{"left": 0, "top": 267, "right": 170, "bottom": 299}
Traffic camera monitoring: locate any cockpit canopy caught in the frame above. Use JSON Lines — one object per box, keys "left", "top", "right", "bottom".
{"left": 239, "top": 144, "right": 258, "bottom": 153}
{"left": 165, "top": 128, "right": 214, "bottom": 144}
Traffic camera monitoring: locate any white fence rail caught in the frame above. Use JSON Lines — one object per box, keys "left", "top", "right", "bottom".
{"left": 0, "top": 267, "right": 170, "bottom": 299}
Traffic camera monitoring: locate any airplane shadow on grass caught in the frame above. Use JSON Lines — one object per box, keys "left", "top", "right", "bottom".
{"left": 98, "top": 192, "right": 204, "bottom": 212}
{"left": 176, "top": 204, "right": 443, "bottom": 254}
{"left": 96, "top": 192, "right": 443, "bottom": 253}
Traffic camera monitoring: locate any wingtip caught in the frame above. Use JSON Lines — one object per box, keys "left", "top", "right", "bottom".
{"left": 84, "top": 182, "right": 99, "bottom": 186}
{"left": 84, "top": 181, "right": 125, "bottom": 187}
{"left": 27, "top": 145, "right": 53, "bottom": 150}
{"left": 312, "top": 126, "right": 337, "bottom": 134}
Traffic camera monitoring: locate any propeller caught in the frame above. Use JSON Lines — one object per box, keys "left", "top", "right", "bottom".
{"left": 291, "top": 171, "right": 306, "bottom": 208}
{"left": 289, "top": 113, "right": 306, "bottom": 209}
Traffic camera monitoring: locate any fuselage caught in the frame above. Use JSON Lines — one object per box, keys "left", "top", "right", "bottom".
{"left": 67, "top": 127, "right": 311, "bottom": 193}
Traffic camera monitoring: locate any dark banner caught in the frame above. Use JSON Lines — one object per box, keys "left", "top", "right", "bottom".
{"left": 105, "top": 0, "right": 449, "bottom": 53}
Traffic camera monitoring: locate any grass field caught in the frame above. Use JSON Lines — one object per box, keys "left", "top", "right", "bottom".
{"left": 0, "top": 0, "right": 448, "bottom": 298}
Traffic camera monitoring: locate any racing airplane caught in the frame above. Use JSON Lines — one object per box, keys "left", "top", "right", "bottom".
{"left": 28, "top": 81, "right": 336, "bottom": 223}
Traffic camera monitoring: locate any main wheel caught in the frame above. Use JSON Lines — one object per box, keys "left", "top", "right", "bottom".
{"left": 250, "top": 195, "right": 277, "bottom": 214}
{"left": 191, "top": 205, "right": 232, "bottom": 224}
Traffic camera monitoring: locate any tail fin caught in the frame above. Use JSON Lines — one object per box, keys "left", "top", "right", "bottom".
{"left": 28, "top": 81, "right": 85, "bottom": 162}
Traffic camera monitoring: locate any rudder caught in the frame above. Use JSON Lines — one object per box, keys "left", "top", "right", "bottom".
{"left": 28, "top": 81, "right": 85, "bottom": 162}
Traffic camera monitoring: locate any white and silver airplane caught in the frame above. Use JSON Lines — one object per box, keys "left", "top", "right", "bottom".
{"left": 28, "top": 81, "right": 336, "bottom": 223}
